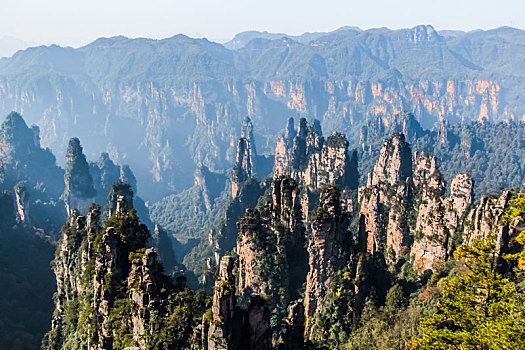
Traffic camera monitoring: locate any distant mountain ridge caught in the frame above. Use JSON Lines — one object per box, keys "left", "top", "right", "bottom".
{"left": 223, "top": 26, "right": 363, "bottom": 49}
{"left": 0, "top": 25, "right": 524, "bottom": 200}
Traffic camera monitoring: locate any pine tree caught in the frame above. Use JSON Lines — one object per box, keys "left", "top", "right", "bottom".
{"left": 415, "top": 239, "right": 525, "bottom": 350}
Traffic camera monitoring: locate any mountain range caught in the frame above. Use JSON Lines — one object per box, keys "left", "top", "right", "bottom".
{"left": 1, "top": 25, "right": 524, "bottom": 201}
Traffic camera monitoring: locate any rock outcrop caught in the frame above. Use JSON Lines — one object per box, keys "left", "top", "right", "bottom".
{"left": 195, "top": 164, "right": 227, "bottom": 211}
{"left": 236, "top": 176, "right": 307, "bottom": 331}
{"left": 127, "top": 249, "right": 167, "bottom": 348}
{"left": 273, "top": 118, "right": 358, "bottom": 220}
{"left": 282, "top": 301, "right": 305, "bottom": 350}
{"left": 411, "top": 171, "right": 473, "bottom": 272}
{"left": 359, "top": 112, "right": 426, "bottom": 154}
{"left": 0, "top": 112, "right": 65, "bottom": 236}
{"left": 237, "top": 177, "right": 306, "bottom": 296}
{"left": 449, "top": 173, "right": 474, "bottom": 216}
{"left": 231, "top": 117, "right": 257, "bottom": 199}
{"left": 370, "top": 133, "right": 413, "bottom": 187}
{"left": 207, "top": 255, "right": 271, "bottom": 350}
{"left": 359, "top": 133, "right": 475, "bottom": 271}
{"left": 304, "top": 185, "right": 351, "bottom": 318}
{"left": 62, "top": 137, "right": 97, "bottom": 215}
{"left": 43, "top": 182, "right": 177, "bottom": 350}
{"left": 359, "top": 133, "right": 414, "bottom": 264}
{"left": 90, "top": 152, "right": 121, "bottom": 204}
{"left": 106, "top": 180, "right": 134, "bottom": 217}
{"left": 14, "top": 181, "right": 30, "bottom": 224}
{"left": 464, "top": 190, "right": 512, "bottom": 245}
{"left": 274, "top": 118, "right": 358, "bottom": 193}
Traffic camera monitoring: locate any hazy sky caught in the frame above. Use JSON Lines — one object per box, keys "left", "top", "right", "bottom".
{"left": 1, "top": 0, "right": 524, "bottom": 47}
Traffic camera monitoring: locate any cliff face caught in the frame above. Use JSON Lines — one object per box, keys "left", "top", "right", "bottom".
{"left": 273, "top": 118, "right": 358, "bottom": 220}
{"left": 207, "top": 255, "right": 271, "bottom": 350}
{"left": 1, "top": 26, "right": 524, "bottom": 201}
{"left": 359, "top": 133, "right": 475, "bottom": 271}
{"left": 0, "top": 112, "right": 65, "bottom": 235}
{"left": 237, "top": 177, "right": 306, "bottom": 309}
{"left": 127, "top": 249, "right": 167, "bottom": 349}
{"left": 464, "top": 190, "right": 513, "bottom": 246}
{"left": 359, "top": 133, "right": 414, "bottom": 263}
{"left": 14, "top": 181, "right": 30, "bottom": 224}
{"left": 153, "top": 119, "right": 267, "bottom": 287}
{"left": 195, "top": 165, "right": 227, "bottom": 211}
{"left": 274, "top": 118, "right": 358, "bottom": 193}
{"left": 304, "top": 186, "right": 351, "bottom": 318}
{"left": 62, "top": 138, "right": 97, "bottom": 216}
{"left": 43, "top": 182, "right": 196, "bottom": 350}
{"left": 232, "top": 117, "right": 257, "bottom": 199}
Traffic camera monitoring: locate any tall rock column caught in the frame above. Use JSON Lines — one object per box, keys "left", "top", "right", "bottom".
{"left": 359, "top": 133, "right": 413, "bottom": 265}
{"left": 231, "top": 117, "right": 257, "bottom": 199}
{"left": 236, "top": 176, "right": 307, "bottom": 334}
{"left": 304, "top": 185, "right": 351, "bottom": 319}
{"left": 208, "top": 255, "right": 271, "bottom": 350}
{"left": 14, "top": 181, "right": 30, "bottom": 224}
{"left": 411, "top": 172, "right": 474, "bottom": 271}
{"left": 273, "top": 118, "right": 358, "bottom": 219}
{"left": 62, "top": 137, "right": 96, "bottom": 215}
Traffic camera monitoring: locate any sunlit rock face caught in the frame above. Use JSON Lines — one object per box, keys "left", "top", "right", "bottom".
{"left": 359, "top": 132, "right": 475, "bottom": 272}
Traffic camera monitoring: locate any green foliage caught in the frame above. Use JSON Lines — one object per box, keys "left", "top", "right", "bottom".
{"left": 141, "top": 288, "right": 211, "bottom": 350}
{"left": 310, "top": 185, "right": 341, "bottom": 223}
{"left": 214, "top": 279, "right": 234, "bottom": 296}
{"left": 103, "top": 209, "right": 150, "bottom": 253}
{"left": 416, "top": 239, "right": 525, "bottom": 350}
{"left": 128, "top": 248, "right": 147, "bottom": 261}
{"left": 44, "top": 202, "right": 211, "bottom": 350}
{"left": 107, "top": 298, "right": 134, "bottom": 349}
{"left": 325, "top": 132, "right": 349, "bottom": 149}
{"left": 501, "top": 193, "right": 525, "bottom": 270}
{"left": 309, "top": 269, "right": 357, "bottom": 348}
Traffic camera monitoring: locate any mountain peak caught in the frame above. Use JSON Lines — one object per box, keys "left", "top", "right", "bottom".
{"left": 409, "top": 24, "right": 442, "bottom": 42}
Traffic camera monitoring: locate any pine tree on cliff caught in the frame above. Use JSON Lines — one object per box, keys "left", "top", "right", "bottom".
{"left": 61, "top": 137, "right": 96, "bottom": 210}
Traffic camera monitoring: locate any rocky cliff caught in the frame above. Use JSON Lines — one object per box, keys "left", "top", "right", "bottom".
{"left": 304, "top": 185, "right": 352, "bottom": 318}
{"left": 43, "top": 182, "right": 205, "bottom": 350}
{"left": 359, "top": 133, "right": 475, "bottom": 271}
{"left": 0, "top": 112, "right": 65, "bottom": 235}
{"left": 236, "top": 176, "right": 307, "bottom": 325}
{"left": 62, "top": 137, "right": 97, "bottom": 215}
{"left": 273, "top": 117, "right": 358, "bottom": 220}
{"left": 274, "top": 117, "right": 358, "bottom": 192}
{"left": 231, "top": 117, "right": 257, "bottom": 199}
{"left": 206, "top": 255, "right": 271, "bottom": 350}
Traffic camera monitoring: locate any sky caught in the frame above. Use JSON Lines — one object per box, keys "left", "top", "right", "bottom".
{"left": 1, "top": 0, "right": 524, "bottom": 47}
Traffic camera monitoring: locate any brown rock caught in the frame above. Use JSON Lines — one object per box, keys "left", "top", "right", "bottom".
{"left": 305, "top": 186, "right": 350, "bottom": 318}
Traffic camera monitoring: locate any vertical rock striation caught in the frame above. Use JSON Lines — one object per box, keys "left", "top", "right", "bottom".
{"left": 62, "top": 137, "right": 97, "bottom": 215}
{"left": 43, "top": 182, "right": 181, "bottom": 350}
{"left": 359, "top": 132, "right": 475, "bottom": 271}
{"left": 231, "top": 117, "right": 257, "bottom": 199}
{"left": 236, "top": 176, "right": 307, "bottom": 333}
{"left": 274, "top": 118, "right": 358, "bottom": 193}
{"left": 359, "top": 133, "right": 414, "bottom": 265}
{"left": 304, "top": 185, "right": 351, "bottom": 318}
{"left": 207, "top": 255, "right": 272, "bottom": 350}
